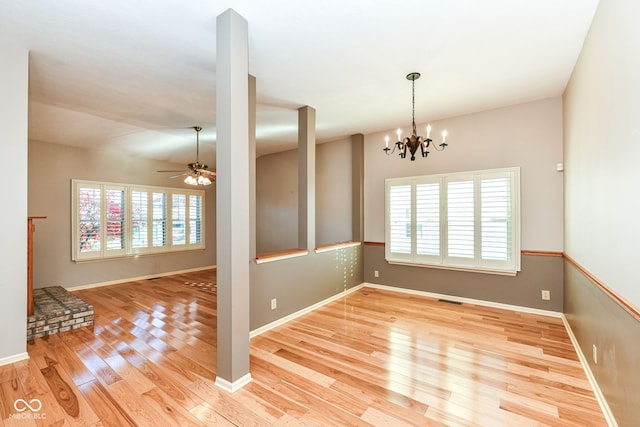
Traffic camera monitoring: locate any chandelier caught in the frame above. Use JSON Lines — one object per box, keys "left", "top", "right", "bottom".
{"left": 383, "top": 72, "right": 448, "bottom": 161}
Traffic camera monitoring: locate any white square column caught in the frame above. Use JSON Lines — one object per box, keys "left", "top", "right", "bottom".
{"left": 0, "top": 45, "right": 29, "bottom": 364}
{"left": 215, "top": 9, "right": 251, "bottom": 392}
{"left": 298, "top": 106, "right": 316, "bottom": 250}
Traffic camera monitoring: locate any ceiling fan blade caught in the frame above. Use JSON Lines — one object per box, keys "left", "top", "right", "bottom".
{"left": 157, "top": 170, "right": 185, "bottom": 173}
{"left": 168, "top": 173, "right": 187, "bottom": 179}
{"left": 198, "top": 169, "right": 217, "bottom": 176}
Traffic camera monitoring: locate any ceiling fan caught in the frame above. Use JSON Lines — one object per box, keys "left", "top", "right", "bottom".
{"left": 158, "top": 126, "right": 216, "bottom": 186}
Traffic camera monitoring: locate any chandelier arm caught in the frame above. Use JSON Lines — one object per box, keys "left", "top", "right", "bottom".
{"left": 433, "top": 141, "right": 448, "bottom": 151}
{"left": 420, "top": 138, "right": 430, "bottom": 158}
{"left": 383, "top": 144, "right": 397, "bottom": 156}
{"left": 399, "top": 139, "right": 407, "bottom": 158}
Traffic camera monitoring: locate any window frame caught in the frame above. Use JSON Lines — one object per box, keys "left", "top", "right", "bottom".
{"left": 72, "top": 180, "right": 205, "bottom": 261}
{"left": 385, "top": 167, "right": 521, "bottom": 275}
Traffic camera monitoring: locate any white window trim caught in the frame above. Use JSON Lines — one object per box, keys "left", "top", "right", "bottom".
{"left": 72, "top": 179, "right": 205, "bottom": 262}
{"left": 385, "top": 167, "right": 521, "bottom": 276}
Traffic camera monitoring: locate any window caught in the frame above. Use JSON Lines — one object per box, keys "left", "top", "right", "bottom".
{"left": 385, "top": 167, "right": 520, "bottom": 275}
{"left": 72, "top": 180, "right": 205, "bottom": 261}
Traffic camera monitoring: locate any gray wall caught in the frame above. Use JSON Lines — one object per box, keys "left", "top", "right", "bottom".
{"left": 562, "top": 0, "right": 640, "bottom": 425}
{"left": 250, "top": 245, "right": 362, "bottom": 330}
{"left": 252, "top": 134, "right": 362, "bottom": 330}
{"left": 365, "top": 244, "right": 563, "bottom": 312}
{"left": 564, "top": 261, "right": 639, "bottom": 426}
{"left": 316, "top": 137, "right": 352, "bottom": 245}
{"left": 28, "top": 140, "right": 216, "bottom": 289}
{"left": 256, "top": 138, "right": 353, "bottom": 253}
{"left": 256, "top": 149, "right": 298, "bottom": 253}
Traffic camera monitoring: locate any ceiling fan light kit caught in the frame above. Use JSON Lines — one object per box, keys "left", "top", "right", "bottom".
{"left": 158, "top": 126, "right": 216, "bottom": 186}
{"left": 383, "top": 72, "right": 448, "bottom": 161}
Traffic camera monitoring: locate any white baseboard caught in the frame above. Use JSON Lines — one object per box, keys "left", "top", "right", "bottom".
{"left": 214, "top": 373, "right": 252, "bottom": 393}
{"left": 250, "top": 284, "right": 365, "bottom": 338}
{"left": 363, "top": 282, "right": 563, "bottom": 318}
{"left": 562, "top": 315, "right": 617, "bottom": 427}
{"left": 66, "top": 265, "right": 216, "bottom": 291}
{"left": 250, "top": 282, "right": 560, "bottom": 339}
{"left": 0, "top": 352, "right": 29, "bottom": 367}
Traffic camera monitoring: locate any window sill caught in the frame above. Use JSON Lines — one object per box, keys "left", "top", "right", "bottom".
{"left": 74, "top": 247, "right": 206, "bottom": 263}
{"left": 315, "top": 241, "right": 361, "bottom": 253}
{"left": 255, "top": 249, "right": 309, "bottom": 264}
{"left": 386, "top": 259, "right": 518, "bottom": 276}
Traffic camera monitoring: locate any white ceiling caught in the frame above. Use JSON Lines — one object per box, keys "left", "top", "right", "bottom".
{"left": 1, "top": 0, "right": 599, "bottom": 166}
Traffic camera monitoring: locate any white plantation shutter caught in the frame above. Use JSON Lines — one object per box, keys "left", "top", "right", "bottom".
{"left": 152, "top": 192, "right": 167, "bottom": 247}
{"left": 73, "top": 180, "right": 205, "bottom": 260}
{"left": 77, "top": 185, "right": 101, "bottom": 256}
{"left": 189, "top": 194, "right": 203, "bottom": 244}
{"left": 172, "top": 194, "right": 186, "bottom": 245}
{"left": 446, "top": 179, "right": 475, "bottom": 261}
{"left": 131, "top": 191, "right": 149, "bottom": 249}
{"left": 105, "top": 187, "right": 126, "bottom": 255}
{"left": 481, "top": 177, "right": 510, "bottom": 261}
{"left": 385, "top": 167, "right": 520, "bottom": 275}
{"left": 388, "top": 184, "right": 412, "bottom": 255}
{"left": 416, "top": 182, "right": 441, "bottom": 259}
{"left": 73, "top": 182, "right": 126, "bottom": 259}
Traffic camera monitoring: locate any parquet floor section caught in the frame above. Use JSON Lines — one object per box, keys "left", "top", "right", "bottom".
{"left": 0, "top": 269, "right": 607, "bottom": 426}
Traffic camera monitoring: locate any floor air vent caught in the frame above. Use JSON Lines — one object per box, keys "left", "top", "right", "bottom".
{"left": 438, "top": 299, "right": 462, "bottom": 305}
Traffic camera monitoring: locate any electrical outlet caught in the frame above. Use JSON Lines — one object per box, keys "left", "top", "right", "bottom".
{"left": 541, "top": 290, "right": 550, "bottom": 300}
{"left": 271, "top": 298, "right": 277, "bottom": 310}
{"left": 593, "top": 344, "right": 598, "bottom": 364}
{"left": 374, "top": 270, "right": 379, "bottom": 278}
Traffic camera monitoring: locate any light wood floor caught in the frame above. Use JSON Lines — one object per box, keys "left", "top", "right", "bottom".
{"left": 0, "top": 269, "right": 607, "bottom": 426}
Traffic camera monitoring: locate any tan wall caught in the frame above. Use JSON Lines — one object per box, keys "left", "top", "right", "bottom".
{"left": 563, "top": 0, "right": 640, "bottom": 424}
{"left": 364, "top": 96, "right": 564, "bottom": 252}
{"left": 564, "top": 0, "right": 640, "bottom": 309}
{"left": 28, "top": 140, "right": 216, "bottom": 289}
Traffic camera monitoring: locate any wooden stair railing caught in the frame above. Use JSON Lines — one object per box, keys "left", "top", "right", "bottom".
{"left": 28, "top": 216, "right": 46, "bottom": 316}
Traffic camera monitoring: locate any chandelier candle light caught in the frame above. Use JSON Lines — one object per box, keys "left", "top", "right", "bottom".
{"left": 383, "top": 72, "right": 448, "bottom": 161}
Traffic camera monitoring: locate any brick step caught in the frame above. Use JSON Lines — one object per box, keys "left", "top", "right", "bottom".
{"left": 27, "top": 286, "right": 94, "bottom": 341}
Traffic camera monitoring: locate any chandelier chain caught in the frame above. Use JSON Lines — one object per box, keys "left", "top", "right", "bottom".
{"left": 411, "top": 78, "right": 417, "bottom": 136}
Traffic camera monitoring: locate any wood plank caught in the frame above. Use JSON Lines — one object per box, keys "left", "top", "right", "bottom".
{"left": 0, "top": 269, "right": 607, "bottom": 426}
{"left": 139, "top": 387, "right": 204, "bottom": 427}
{"left": 13, "top": 359, "right": 71, "bottom": 427}
{"left": 104, "top": 381, "right": 171, "bottom": 426}
{"left": 76, "top": 380, "right": 135, "bottom": 427}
